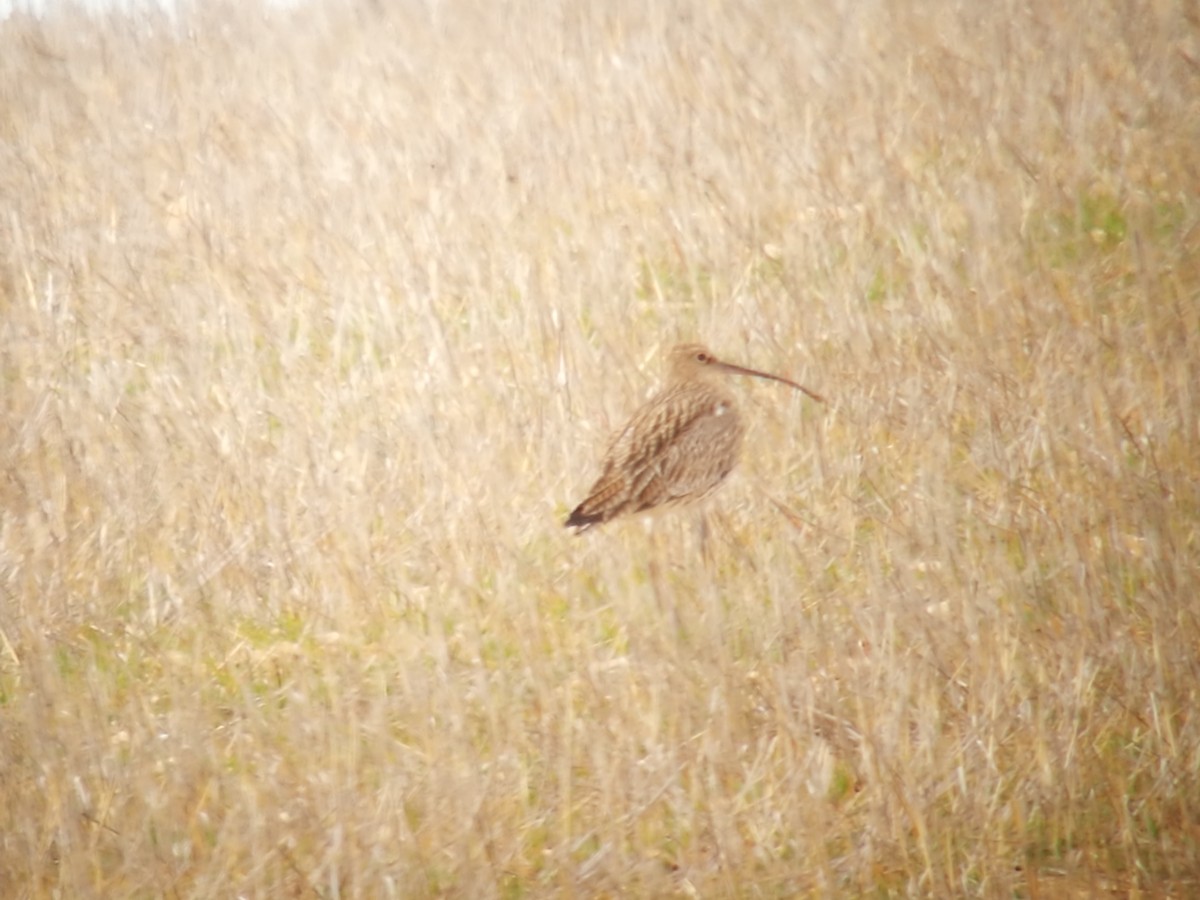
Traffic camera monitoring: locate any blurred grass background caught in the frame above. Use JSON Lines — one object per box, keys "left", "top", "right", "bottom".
{"left": 1, "top": 0, "right": 1198, "bottom": 896}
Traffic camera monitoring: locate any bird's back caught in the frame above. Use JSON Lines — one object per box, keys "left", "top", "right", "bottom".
{"left": 566, "top": 379, "right": 744, "bottom": 529}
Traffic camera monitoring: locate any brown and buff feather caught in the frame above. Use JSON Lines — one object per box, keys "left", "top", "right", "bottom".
{"left": 565, "top": 343, "right": 822, "bottom": 532}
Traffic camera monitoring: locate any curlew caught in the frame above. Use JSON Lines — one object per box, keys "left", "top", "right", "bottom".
{"left": 565, "top": 343, "right": 823, "bottom": 532}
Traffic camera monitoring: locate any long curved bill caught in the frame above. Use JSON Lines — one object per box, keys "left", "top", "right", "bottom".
{"left": 712, "top": 358, "right": 825, "bottom": 403}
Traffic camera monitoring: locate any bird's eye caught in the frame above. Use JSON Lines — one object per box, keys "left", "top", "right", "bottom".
{"left": 696, "top": 351, "right": 710, "bottom": 363}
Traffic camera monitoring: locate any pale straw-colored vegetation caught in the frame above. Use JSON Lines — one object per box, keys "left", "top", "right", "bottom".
{"left": 2, "top": 0, "right": 1198, "bottom": 896}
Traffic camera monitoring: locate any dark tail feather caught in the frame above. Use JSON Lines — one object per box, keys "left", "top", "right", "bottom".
{"left": 565, "top": 504, "right": 603, "bottom": 532}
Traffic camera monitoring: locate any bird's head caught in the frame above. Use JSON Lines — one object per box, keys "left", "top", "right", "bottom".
{"left": 667, "top": 343, "right": 719, "bottom": 381}
{"left": 665, "top": 342, "right": 825, "bottom": 402}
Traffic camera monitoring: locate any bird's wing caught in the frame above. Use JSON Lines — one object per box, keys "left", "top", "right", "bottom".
{"left": 656, "top": 409, "right": 743, "bottom": 497}
{"left": 624, "top": 402, "right": 742, "bottom": 512}
{"left": 609, "top": 385, "right": 743, "bottom": 514}
{"left": 567, "top": 383, "right": 744, "bottom": 528}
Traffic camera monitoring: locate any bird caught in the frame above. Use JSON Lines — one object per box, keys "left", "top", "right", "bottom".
{"left": 565, "top": 342, "right": 823, "bottom": 532}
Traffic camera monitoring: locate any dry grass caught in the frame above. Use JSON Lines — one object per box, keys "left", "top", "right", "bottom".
{"left": 2, "top": 0, "right": 1199, "bottom": 896}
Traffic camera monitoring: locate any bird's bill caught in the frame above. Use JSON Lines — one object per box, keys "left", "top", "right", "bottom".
{"left": 711, "top": 358, "right": 825, "bottom": 403}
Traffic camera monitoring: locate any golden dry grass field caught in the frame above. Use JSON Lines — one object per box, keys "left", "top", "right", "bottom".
{"left": 2, "top": 0, "right": 1199, "bottom": 896}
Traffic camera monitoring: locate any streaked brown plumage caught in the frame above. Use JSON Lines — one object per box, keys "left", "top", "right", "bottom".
{"left": 565, "top": 343, "right": 823, "bottom": 532}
